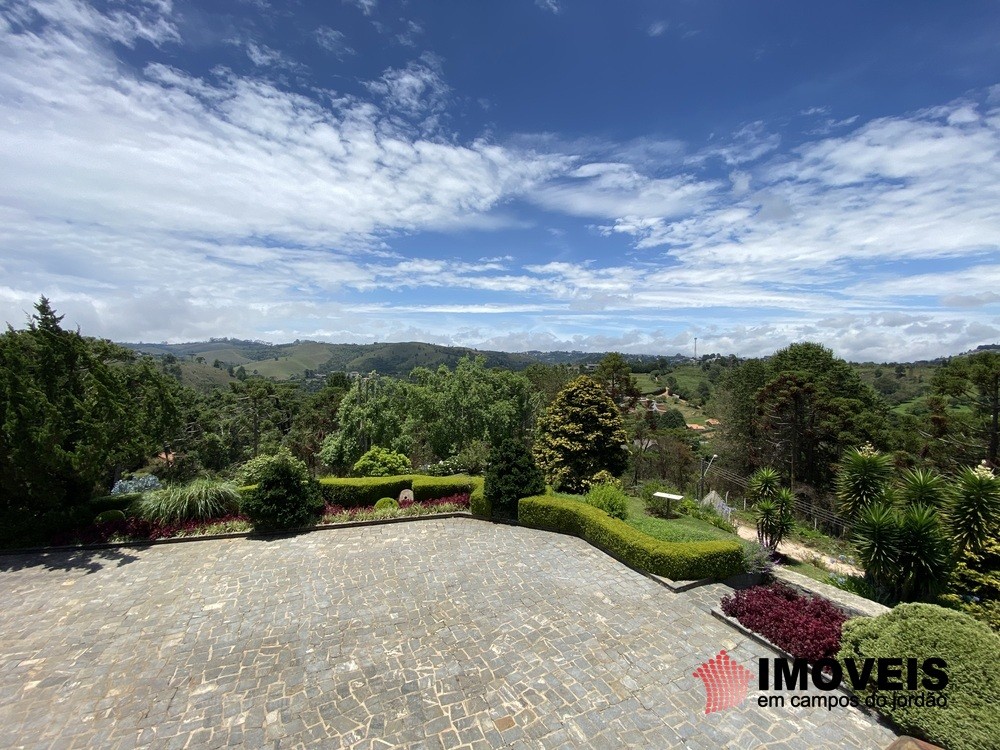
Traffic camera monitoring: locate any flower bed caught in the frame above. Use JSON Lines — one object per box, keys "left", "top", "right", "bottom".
{"left": 47, "top": 493, "right": 471, "bottom": 548}
{"left": 720, "top": 582, "right": 847, "bottom": 663}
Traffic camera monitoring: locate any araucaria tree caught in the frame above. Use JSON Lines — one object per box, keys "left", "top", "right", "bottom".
{"left": 534, "top": 376, "right": 628, "bottom": 493}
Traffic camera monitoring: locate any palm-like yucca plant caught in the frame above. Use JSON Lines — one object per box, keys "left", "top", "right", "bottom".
{"left": 949, "top": 464, "right": 1000, "bottom": 553}
{"left": 836, "top": 445, "right": 893, "bottom": 521}
{"left": 896, "top": 504, "right": 953, "bottom": 601}
{"left": 756, "top": 487, "right": 794, "bottom": 552}
{"left": 853, "top": 503, "right": 901, "bottom": 600}
{"left": 897, "top": 467, "right": 948, "bottom": 508}
{"left": 747, "top": 467, "right": 782, "bottom": 506}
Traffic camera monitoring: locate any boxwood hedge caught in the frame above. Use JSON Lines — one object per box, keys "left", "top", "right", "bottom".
{"left": 838, "top": 603, "right": 1000, "bottom": 750}
{"left": 411, "top": 475, "right": 474, "bottom": 502}
{"left": 518, "top": 494, "right": 745, "bottom": 581}
{"left": 318, "top": 474, "right": 478, "bottom": 508}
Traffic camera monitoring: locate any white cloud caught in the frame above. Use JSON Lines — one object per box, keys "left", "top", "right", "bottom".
{"left": 1, "top": 1, "right": 998, "bottom": 362}
{"left": 315, "top": 26, "right": 355, "bottom": 58}
{"left": 344, "top": 0, "right": 377, "bottom": 17}
{"left": 648, "top": 21, "right": 667, "bottom": 37}
{"left": 535, "top": 0, "right": 560, "bottom": 14}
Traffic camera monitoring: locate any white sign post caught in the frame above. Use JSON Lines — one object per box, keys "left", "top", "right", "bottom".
{"left": 652, "top": 491, "right": 684, "bottom": 519}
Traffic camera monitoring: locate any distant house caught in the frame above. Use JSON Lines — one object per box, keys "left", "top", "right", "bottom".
{"left": 706, "top": 418, "right": 721, "bottom": 426}
{"left": 687, "top": 423, "right": 707, "bottom": 431}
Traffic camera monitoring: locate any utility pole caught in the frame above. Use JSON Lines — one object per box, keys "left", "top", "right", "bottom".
{"left": 694, "top": 337, "right": 697, "bottom": 360}
{"left": 698, "top": 453, "right": 718, "bottom": 501}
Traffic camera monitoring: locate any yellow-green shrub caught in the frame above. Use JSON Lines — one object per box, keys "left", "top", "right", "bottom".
{"left": 518, "top": 495, "right": 745, "bottom": 580}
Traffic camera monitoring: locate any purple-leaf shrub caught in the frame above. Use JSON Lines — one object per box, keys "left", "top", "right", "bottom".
{"left": 720, "top": 583, "right": 847, "bottom": 663}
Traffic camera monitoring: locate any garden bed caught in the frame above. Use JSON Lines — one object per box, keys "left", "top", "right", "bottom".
{"left": 31, "top": 494, "right": 471, "bottom": 550}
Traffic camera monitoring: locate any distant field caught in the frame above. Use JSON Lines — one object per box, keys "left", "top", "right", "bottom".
{"left": 247, "top": 342, "right": 338, "bottom": 378}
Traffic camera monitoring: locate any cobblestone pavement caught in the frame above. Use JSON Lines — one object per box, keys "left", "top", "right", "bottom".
{"left": 0, "top": 519, "right": 897, "bottom": 749}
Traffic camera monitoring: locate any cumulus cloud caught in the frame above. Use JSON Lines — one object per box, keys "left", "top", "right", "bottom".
{"left": 1, "top": 1, "right": 998, "bottom": 361}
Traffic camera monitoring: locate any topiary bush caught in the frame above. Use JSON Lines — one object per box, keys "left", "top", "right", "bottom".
{"left": 838, "top": 604, "right": 1000, "bottom": 750}
{"left": 518, "top": 495, "right": 744, "bottom": 581}
{"left": 583, "top": 483, "right": 628, "bottom": 520}
{"left": 136, "top": 479, "right": 242, "bottom": 524}
{"left": 721, "top": 583, "right": 847, "bottom": 663}
{"left": 352, "top": 446, "right": 412, "bottom": 478}
{"left": 241, "top": 453, "right": 320, "bottom": 530}
{"left": 484, "top": 438, "right": 545, "bottom": 520}
{"left": 94, "top": 509, "right": 126, "bottom": 525}
{"left": 374, "top": 497, "right": 399, "bottom": 511}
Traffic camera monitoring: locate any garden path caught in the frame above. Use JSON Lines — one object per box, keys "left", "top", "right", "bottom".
{"left": 731, "top": 520, "right": 864, "bottom": 577}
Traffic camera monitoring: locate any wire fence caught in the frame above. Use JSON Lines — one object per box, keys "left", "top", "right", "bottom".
{"left": 703, "top": 463, "right": 851, "bottom": 536}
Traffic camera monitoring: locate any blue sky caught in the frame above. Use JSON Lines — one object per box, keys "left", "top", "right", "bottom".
{"left": 1, "top": 0, "right": 999, "bottom": 361}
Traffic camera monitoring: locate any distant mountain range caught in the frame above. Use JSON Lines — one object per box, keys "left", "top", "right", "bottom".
{"left": 120, "top": 338, "right": 690, "bottom": 381}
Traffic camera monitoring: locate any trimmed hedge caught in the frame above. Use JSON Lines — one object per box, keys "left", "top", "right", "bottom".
{"left": 470, "top": 478, "right": 488, "bottom": 517}
{"left": 518, "top": 495, "right": 745, "bottom": 581}
{"left": 90, "top": 493, "right": 142, "bottom": 516}
{"left": 319, "top": 475, "right": 412, "bottom": 508}
{"left": 412, "top": 475, "right": 474, "bottom": 502}
{"left": 838, "top": 603, "right": 1000, "bottom": 750}
{"left": 318, "top": 474, "right": 478, "bottom": 508}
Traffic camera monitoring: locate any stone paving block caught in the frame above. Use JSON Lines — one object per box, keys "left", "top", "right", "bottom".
{"left": 0, "top": 519, "right": 897, "bottom": 749}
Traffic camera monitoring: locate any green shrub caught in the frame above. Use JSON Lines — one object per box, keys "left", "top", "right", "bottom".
{"left": 484, "top": 438, "right": 545, "bottom": 520}
{"left": 583, "top": 483, "right": 628, "bottom": 520}
{"left": 319, "top": 476, "right": 412, "bottom": 508}
{"left": 90, "top": 493, "right": 142, "bottom": 515}
{"left": 518, "top": 495, "right": 745, "bottom": 580}
{"left": 374, "top": 497, "right": 399, "bottom": 511}
{"left": 137, "top": 479, "right": 241, "bottom": 524}
{"left": 94, "top": 509, "right": 126, "bottom": 524}
{"left": 242, "top": 453, "right": 321, "bottom": 530}
{"left": 590, "top": 470, "right": 622, "bottom": 490}
{"left": 236, "top": 448, "right": 308, "bottom": 487}
{"left": 470, "top": 479, "right": 488, "bottom": 517}
{"left": 411, "top": 475, "right": 474, "bottom": 502}
{"left": 352, "top": 446, "right": 412, "bottom": 477}
{"left": 838, "top": 604, "right": 1000, "bottom": 750}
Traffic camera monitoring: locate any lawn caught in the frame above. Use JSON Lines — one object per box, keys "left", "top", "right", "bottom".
{"left": 623, "top": 494, "right": 748, "bottom": 545}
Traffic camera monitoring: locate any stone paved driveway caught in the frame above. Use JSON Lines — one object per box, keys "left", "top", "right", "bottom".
{"left": 0, "top": 518, "right": 896, "bottom": 749}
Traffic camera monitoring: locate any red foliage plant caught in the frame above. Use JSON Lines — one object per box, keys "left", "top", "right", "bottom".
{"left": 720, "top": 583, "right": 847, "bottom": 664}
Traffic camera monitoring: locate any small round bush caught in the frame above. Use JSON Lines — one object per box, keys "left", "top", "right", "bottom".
{"left": 374, "top": 497, "right": 399, "bottom": 511}
{"left": 137, "top": 479, "right": 241, "bottom": 524}
{"left": 94, "top": 509, "right": 126, "bottom": 525}
{"left": 583, "top": 483, "right": 628, "bottom": 520}
{"left": 241, "top": 453, "right": 320, "bottom": 530}
{"left": 838, "top": 603, "right": 1000, "bottom": 750}
{"left": 352, "top": 446, "right": 412, "bottom": 477}
{"left": 236, "top": 448, "right": 309, "bottom": 487}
